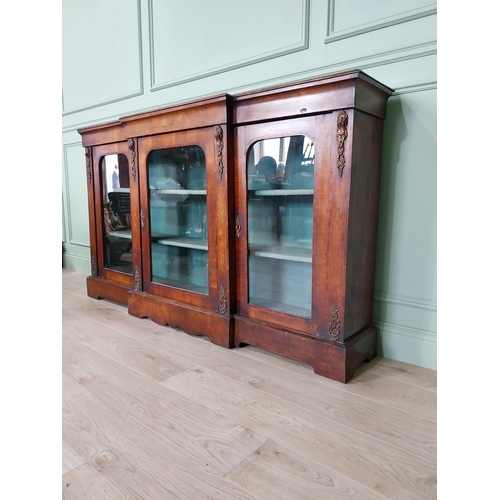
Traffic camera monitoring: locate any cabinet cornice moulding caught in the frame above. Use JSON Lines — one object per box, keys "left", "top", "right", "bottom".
{"left": 325, "top": 2, "right": 437, "bottom": 43}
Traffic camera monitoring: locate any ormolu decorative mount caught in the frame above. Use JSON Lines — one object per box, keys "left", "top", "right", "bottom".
{"left": 328, "top": 304, "right": 341, "bottom": 341}
{"left": 85, "top": 147, "right": 92, "bottom": 182}
{"left": 91, "top": 253, "right": 97, "bottom": 277}
{"left": 140, "top": 208, "right": 145, "bottom": 229}
{"left": 128, "top": 138, "right": 137, "bottom": 182}
{"left": 215, "top": 125, "right": 224, "bottom": 180}
{"left": 134, "top": 265, "right": 141, "bottom": 291}
{"left": 235, "top": 216, "right": 242, "bottom": 238}
{"left": 336, "top": 110, "right": 348, "bottom": 178}
{"left": 219, "top": 283, "right": 228, "bottom": 314}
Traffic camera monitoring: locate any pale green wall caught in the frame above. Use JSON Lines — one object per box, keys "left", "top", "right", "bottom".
{"left": 62, "top": 0, "right": 437, "bottom": 369}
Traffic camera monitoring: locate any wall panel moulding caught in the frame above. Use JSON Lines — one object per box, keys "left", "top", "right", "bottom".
{"left": 149, "top": 0, "right": 310, "bottom": 91}
{"left": 325, "top": 1, "right": 437, "bottom": 43}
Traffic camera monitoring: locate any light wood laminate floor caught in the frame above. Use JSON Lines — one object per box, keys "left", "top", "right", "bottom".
{"left": 62, "top": 269, "right": 437, "bottom": 499}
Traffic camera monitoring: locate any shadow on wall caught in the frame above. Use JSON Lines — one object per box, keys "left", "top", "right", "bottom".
{"left": 373, "top": 91, "right": 437, "bottom": 367}
{"left": 375, "top": 96, "right": 407, "bottom": 298}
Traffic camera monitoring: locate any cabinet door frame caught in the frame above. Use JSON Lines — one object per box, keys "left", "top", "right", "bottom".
{"left": 91, "top": 142, "right": 139, "bottom": 287}
{"left": 138, "top": 126, "right": 226, "bottom": 311}
{"left": 234, "top": 114, "right": 334, "bottom": 337}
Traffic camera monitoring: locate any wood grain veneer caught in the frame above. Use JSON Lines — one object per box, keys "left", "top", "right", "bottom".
{"left": 78, "top": 70, "right": 393, "bottom": 383}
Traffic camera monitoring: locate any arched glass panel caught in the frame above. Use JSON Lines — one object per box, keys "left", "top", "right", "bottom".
{"left": 247, "top": 135, "right": 314, "bottom": 317}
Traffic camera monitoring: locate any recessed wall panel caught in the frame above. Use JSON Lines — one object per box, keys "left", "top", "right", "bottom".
{"left": 62, "top": 0, "right": 143, "bottom": 114}
{"left": 150, "top": 0, "right": 309, "bottom": 89}
{"left": 327, "top": 0, "right": 436, "bottom": 41}
{"left": 64, "top": 143, "right": 90, "bottom": 246}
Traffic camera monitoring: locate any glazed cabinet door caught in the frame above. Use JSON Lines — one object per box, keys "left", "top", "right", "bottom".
{"left": 89, "top": 142, "right": 140, "bottom": 290}
{"left": 234, "top": 115, "right": 333, "bottom": 336}
{"left": 137, "top": 126, "right": 227, "bottom": 311}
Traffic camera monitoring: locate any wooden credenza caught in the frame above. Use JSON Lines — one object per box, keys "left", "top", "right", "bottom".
{"left": 78, "top": 70, "right": 392, "bottom": 383}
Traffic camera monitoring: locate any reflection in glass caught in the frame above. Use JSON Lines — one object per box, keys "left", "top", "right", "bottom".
{"left": 247, "top": 136, "right": 314, "bottom": 317}
{"left": 101, "top": 154, "right": 133, "bottom": 274}
{"left": 148, "top": 146, "right": 208, "bottom": 294}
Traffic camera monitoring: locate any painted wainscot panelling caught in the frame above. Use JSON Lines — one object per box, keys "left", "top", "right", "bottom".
{"left": 62, "top": 0, "right": 437, "bottom": 369}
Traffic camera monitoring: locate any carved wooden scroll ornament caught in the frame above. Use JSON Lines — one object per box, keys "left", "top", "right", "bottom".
{"left": 336, "top": 110, "right": 348, "bottom": 178}
{"left": 128, "top": 138, "right": 137, "bottom": 182}
{"left": 328, "top": 304, "right": 341, "bottom": 341}
{"left": 91, "top": 253, "right": 97, "bottom": 277}
{"left": 215, "top": 126, "right": 224, "bottom": 180}
{"left": 85, "top": 147, "right": 92, "bottom": 182}
{"left": 134, "top": 265, "right": 141, "bottom": 291}
{"left": 219, "top": 283, "right": 228, "bottom": 314}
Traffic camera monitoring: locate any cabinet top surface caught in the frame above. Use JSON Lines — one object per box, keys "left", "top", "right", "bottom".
{"left": 77, "top": 93, "right": 231, "bottom": 136}
{"left": 77, "top": 70, "right": 393, "bottom": 144}
{"left": 232, "top": 69, "right": 393, "bottom": 102}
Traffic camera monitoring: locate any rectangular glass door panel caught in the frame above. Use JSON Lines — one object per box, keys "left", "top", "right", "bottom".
{"left": 100, "top": 153, "right": 133, "bottom": 274}
{"left": 247, "top": 136, "right": 314, "bottom": 317}
{"left": 148, "top": 146, "right": 208, "bottom": 294}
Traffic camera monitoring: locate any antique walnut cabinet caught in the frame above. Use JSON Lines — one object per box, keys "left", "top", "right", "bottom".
{"left": 78, "top": 70, "right": 393, "bottom": 383}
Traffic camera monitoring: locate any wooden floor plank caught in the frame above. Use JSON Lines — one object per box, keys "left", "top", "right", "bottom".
{"left": 62, "top": 334, "right": 267, "bottom": 475}
{"left": 63, "top": 308, "right": 195, "bottom": 382}
{"left": 356, "top": 356, "right": 437, "bottom": 391}
{"left": 63, "top": 287, "right": 184, "bottom": 343}
{"left": 62, "top": 273, "right": 124, "bottom": 311}
{"left": 225, "top": 439, "right": 389, "bottom": 500}
{"left": 163, "top": 367, "right": 437, "bottom": 500}
{"left": 236, "top": 345, "right": 437, "bottom": 422}
{"left": 63, "top": 373, "right": 129, "bottom": 469}
{"left": 64, "top": 374, "right": 258, "bottom": 500}
{"left": 62, "top": 271, "right": 437, "bottom": 499}
{"left": 62, "top": 270, "right": 87, "bottom": 293}
{"left": 63, "top": 289, "right": 127, "bottom": 313}
{"left": 147, "top": 330, "right": 436, "bottom": 462}
{"left": 63, "top": 463, "right": 129, "bottom": 500}
{"left": 62, "top": 440, "right": 86, "bottom": 475}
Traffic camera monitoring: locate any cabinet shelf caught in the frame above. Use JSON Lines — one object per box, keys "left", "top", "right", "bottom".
{"left": 107, "top": 229, "right": 132, "bottom": 239}
{"left": 151, "top": 275, "right": 207, "bottom": 294}
{"left": 251, "top": 188, "right": 313, "bottom": 197}
{"left": 155, "top": 189, "right": 207, "bottom": 195}
{"left": 157, "top": 236, "right": 208, "bottom": 251}
{"left": 108, "top": 229, "right": 169, "bottom": 240}
{"left": 249, "top": 297, "right": 311, "bottom": 318}
{"left": 249, "top": 244, "right": 312, "bottom": 263}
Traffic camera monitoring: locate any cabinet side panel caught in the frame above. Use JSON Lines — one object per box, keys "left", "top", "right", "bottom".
{"left": 310, "top": 113, "right": 334, "bottom": 337}
{"left": 344, "top": 110, "right": 385, "bottom": 339}
{"left": 128, "top": 138, "right": 142, "bottom": 292}
{"left": 213, "top": 123, "right": 236, "bottom": 315}
{"left": 234, "top": 126, "right": 249, "bottom": 315}
{"left": 84, "top": 146, "right": 97, "bottom": 278}
{"left": 324, "top": 110, "right": 352, "bottom": 342}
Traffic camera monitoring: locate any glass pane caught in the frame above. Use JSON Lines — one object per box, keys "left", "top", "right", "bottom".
{"left": 148, "top": 146, "right": 208, "bottom": 294}
{"left": 101, "top": 154, "right": 133, "bottom": 274}
{"left": 247, "top": 136, "right": 314, "bottom": 317}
